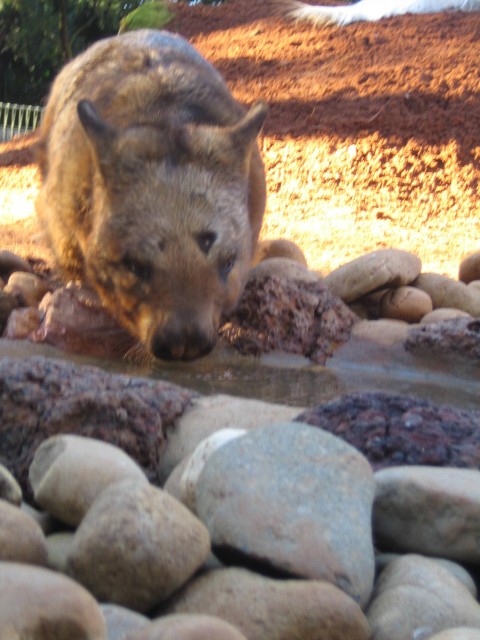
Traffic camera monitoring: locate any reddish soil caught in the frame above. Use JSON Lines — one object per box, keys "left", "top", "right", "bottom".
{"left": 1, "top": 0, "right": 479, "bottom": 278}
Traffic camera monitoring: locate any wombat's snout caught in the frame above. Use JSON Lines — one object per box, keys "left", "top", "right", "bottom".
{"left": 150, "top": 319, "right": 216, "bottom": 361}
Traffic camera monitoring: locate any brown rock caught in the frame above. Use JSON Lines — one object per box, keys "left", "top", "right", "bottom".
{"left": 379, "top": 285, "right": 432, "bottom": 323}
{"left": 0, "top": 562, "right": 106, "bottom": 639}
{"left": 162, "top": 567, "right": 371, "bottom": 640}
{"left": 252, "top": 239, "right": 308, "bottom": 267}
{"left": 30, "top": 434, "right": 148, "bottom": 527}
{"left": 324, "top": 249, "right": 422, "bottom": 303}
{"left": 414, "top": 273, "right": 480, "bottom": 316}
{"left": 0, "top": 249, "right": 32, "bottom": 277}
{"left": 124, "top": 614, "right": 247, "bottom": 640}
{"left": 0, "top": 500, "right": 48, "bottom": 565}
{"left": 459, "top": 252, "right": 480, "bottom": 284}
{"left": 420, "top": 308, "right": 471, "bottom": 324}
{"left": 67, "top": 479, "right": 211, "bottom": 612}
{"left": 4, "top": 271, "right": 50, "bottom": 306}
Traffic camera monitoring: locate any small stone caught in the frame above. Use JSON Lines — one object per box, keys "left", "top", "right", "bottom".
{"left": 159, "top": 394, "right": 301, "bottom": 483}
{"left": 21, "top": 502, "right": 59, "bottom": 536}
{"left": 420, "top": 308, "right": 472, "bottom": 324}
{"left": 4, "top": 271, "right": 50, "bottom": 306}
{"left": 249, "top": 256, "right": 319, "bottom": 282}
{"left": 190, "top": 422, "right": 375, "bottom": 607}
{"left": 350, "top": 318, "right": 409, "bottom": 345}
{"left": 428, "top": 629, "right": 480, "bottom": 640}
{"left": 0, "top": 463, "right": 22, "bottom": 505}
{"left": 163, "top": 567, "right": 371, "bottom": 640}
{"left": 0, "top": 500, "right": 48, "bottom": 565}
{"left": 324, "top": 249, "right": 422, "bottom": 303}
{"left": 414, "top": 273, "right": 480, "bottom": 316}
{"left": 100, "top": 604, "right": 149, "bottom": 640}
{"left": 379, "top": 286, "right": 433, "bottom": 322}
{"left": 0, "top": 249, "right": 32, "bottom": 277}
{"left": 0, "top": 289, "right": 20, "bottom": 333}
{"left": 367, "top": 555, "right": 480, "bottom": 640}
{"left": 124, "top": 614, "right": 248, "bottom": 640}
{"left": 29, "top": 434, "right": 148, "bottom": 527}
{"left": 3, "top": 306, "right": 43, "bottom": 338}
{"left": 374, "top": 554, "right": 478, "bottom": 597}
{"left": 459, "top": 252, "right": 480, "bottom": 284}
{"left": 0, "top": 562, "right": 106, "bottom": 639}
{"left": 252, "top": 239, "right": 308, "bottom": 268}
{"left": 374, "top": 466, "right": 480, "bottom": 562}
{"left": 46, "top": 531, "right": 75, "bottom": 572}
{"left": 67, "top": 479, "right": 211, "bottom": 613}
{"left": 33, "top": 284, "right": 135, "bottom": 357}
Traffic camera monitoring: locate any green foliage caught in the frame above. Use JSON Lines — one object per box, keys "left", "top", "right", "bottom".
{"left": 0, "top": 0, "right": 143, "bottom": 104}
{"left": 119, "top": 0, "right": 173, "bottom": 34}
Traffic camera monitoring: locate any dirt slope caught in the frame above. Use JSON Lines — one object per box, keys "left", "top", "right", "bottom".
{"left": 1, "top": 0, "right": 479, "bottom": 278}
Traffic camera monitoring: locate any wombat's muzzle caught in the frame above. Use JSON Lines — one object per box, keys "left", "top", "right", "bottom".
{"left": 150, "top": 321, "right": 216, "bottom": 361}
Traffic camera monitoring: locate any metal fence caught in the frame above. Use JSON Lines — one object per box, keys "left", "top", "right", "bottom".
{"left": 0, "top": 102, "right": 44, "bottom": 141}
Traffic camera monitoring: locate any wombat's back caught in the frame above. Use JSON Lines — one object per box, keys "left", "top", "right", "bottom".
{"left": 38, "top": 30, "right": 247, "bottom": 176}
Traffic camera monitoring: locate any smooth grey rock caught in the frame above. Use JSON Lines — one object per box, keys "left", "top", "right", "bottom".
{"left": 190, "top": 422, "right": 375, "bottom": 606}
{"left": 374, "top": 466, "right": 480, "bottom": 562}
{"left": 30, "top": 434, "right": 148, "bottom": 526}
{"left": 101, "top": 604, "right": 149, "bottom": 640}
{"left": 367, "top": 555, "right": 480, "bottom": 640}
{"left": 124, "top": 614, "right": 247, "bottom": 640}
{"left": 162, "top": 567, "right": 370, "bottom": 640}
{"left": 375, "top": 553, "right": 477, "bottom": 598}
{"left": 0, "top": 499, "right": 48, "bottom": 565}
{"left": 429, "top": 629, "right": 480, "bottom": 640}
{"left": 159, "top": 394, "right": 302, "bottom": 483}
{"left": 67, "top": 479, "right": 211, "bottom": 613}
{"left": 0, "top": 562, "right": 106, "bottom": 639}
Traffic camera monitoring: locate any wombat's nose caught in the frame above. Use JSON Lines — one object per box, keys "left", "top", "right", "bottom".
{"left": 150, "top": 323, "right": 215, "bottom": 361}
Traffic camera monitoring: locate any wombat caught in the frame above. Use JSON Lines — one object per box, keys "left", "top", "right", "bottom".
{"left": 35, "top": 30, "right": 267, "bottom": 360}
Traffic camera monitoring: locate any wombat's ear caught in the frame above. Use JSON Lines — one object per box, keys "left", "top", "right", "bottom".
{"left": 228, "top": 101, "right": 268, "bottom": 153}
{"left": 77, "top": 100, "right": 117, "bottom": 170}
{"left": 182, "top": 101, "right": 268, "bottom": 167}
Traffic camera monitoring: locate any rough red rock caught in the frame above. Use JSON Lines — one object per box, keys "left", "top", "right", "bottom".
{"left": 0, "top": 356, "right": 196, "bottom": 500}
{"left": 220, "top": 272, "right": 358, "bottom": 363}
{"left": 296, "top": 392, "right": 480, "bottom": 469}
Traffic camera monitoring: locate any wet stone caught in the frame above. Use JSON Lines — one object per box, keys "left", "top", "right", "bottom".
{"left": 406, "top": 317, "right": 480, "bottom": 359}
{"left": 220, "top": 261, "right": 358, "bottom": 364}
{"left": 296, "top": 392, "right": 480, "bottom": 470}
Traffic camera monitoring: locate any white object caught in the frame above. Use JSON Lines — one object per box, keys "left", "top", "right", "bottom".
{"left": 284, "top": 0, "right": 480, "bottom": 26}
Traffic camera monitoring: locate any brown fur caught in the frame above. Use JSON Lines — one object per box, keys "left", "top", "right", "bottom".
{"left": 35, "top": 30, "right": 267, "bottom": 360}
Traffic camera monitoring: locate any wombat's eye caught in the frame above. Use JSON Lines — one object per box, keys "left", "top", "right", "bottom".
{"left": 196, "top": 231, "right": 217, "bottom": 256}
{"left": 121, "top": 255, "right": 152, "bottom": 282}
{"left": 219, "top": 254, "right": 236, "bottom": 281}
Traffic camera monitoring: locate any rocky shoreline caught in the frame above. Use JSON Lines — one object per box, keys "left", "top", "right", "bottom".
{"left": 2, "top": 355, "right": 480, "bottom": 639}
{"left": 2, "top": 243, "right": 480, "bottom": 639}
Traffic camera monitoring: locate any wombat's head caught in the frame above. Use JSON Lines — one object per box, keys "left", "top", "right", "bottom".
{"left": 77, "top": 99, "right": 267, "bottom": 360}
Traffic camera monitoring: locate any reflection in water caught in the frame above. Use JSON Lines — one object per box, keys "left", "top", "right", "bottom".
{"left": 1, "top": 338, "right": 479, "bottom": 410}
